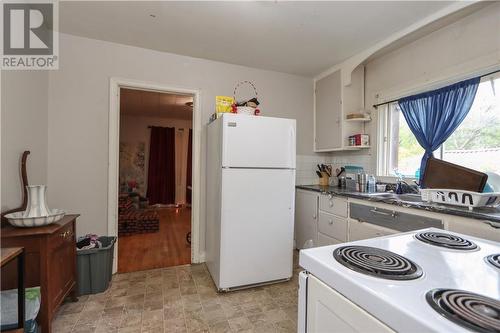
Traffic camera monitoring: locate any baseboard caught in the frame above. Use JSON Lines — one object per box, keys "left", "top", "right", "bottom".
{"left": 195, "top": 251, "right": 206, "bottom": 263}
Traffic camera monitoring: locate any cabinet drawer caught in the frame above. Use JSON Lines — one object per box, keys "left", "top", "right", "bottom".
{"left": 349, "top": 220, "right": 397, "bottom": 241}
{"left": 349, "top": 203, "right": 443, "bottom": 232}
{"left": 48, "top": 222, "right": 75, "bottom": 251}
{"left": 318, "top": 211, "right": 347, "bottom": 241}
{"left": 320, "top": 194, "right": 347, "bottom": 217}
{"left": 317, "top": 232, "right": 342, "bottom": 247}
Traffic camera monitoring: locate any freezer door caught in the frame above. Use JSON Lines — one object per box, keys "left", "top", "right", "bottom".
{"left": 219, "top": 168, "right": 295, "bottom": 289}
{"left": 222, "top": 114, "right": 296, "bottom": 168}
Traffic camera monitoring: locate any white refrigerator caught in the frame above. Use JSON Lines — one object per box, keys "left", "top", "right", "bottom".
{"left": 206, "top": 113, "right": 296, "bottom": 291}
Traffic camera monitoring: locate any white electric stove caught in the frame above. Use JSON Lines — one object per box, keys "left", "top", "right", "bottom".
{"left": 298, "top": 228, "right": 500, "bottom": 333}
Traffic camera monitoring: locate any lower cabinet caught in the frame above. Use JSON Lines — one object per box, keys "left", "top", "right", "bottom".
{"left": 1, "top": 216, "right": 78, "bottom": 333}
{"left": 295, "top": 189, "right": 499, "bottom": 248}
{"left": 318, "top": 211, "right": 347, "bottom": 242}
{"left": 295, "top": 190, "right": 319, "bottom": 249}
{"left": 317, "top": 232, "right": 342, "bottom": 246}
{"left": 348, "top": 219, "right": 397, "bottom": 241}
{"left": 446, "top": 216, "right": 500, "bottom": 242}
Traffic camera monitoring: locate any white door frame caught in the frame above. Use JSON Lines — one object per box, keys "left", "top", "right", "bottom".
{"left": 108, "top": 77, "right": 202, "bottom": 273}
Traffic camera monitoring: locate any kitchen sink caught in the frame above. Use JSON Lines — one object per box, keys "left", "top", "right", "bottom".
{"left": 397, "top": 193, "right": 424, "bottom": 203}
{"left": 365, "top": 193, "right": 398, "bottom": 199}
{"left": 365, "top": 192, "right": 424, "bottom": 203}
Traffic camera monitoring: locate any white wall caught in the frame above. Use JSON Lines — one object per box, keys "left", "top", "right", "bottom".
{"left": 1, "top": 71, "right": 49, "bottom": 211}
{"left": 343, "top": 2, "right": 500, "bottom": 176}
{"left": 47, "top": 34, "right": 313, "bottom": 248}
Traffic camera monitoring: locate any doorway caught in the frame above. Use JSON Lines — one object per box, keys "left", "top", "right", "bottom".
{"left": 108, "top": 79, "right": 201, "bottom": 273}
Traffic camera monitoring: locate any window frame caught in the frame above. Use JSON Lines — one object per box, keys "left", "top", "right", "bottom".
{"left": 377, "top": 73, "right": 499, "bottom": 180}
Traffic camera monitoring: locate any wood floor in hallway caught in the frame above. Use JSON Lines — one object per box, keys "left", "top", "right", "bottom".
{"left": 118, "top": 207, "right": 191, "bottom": 273}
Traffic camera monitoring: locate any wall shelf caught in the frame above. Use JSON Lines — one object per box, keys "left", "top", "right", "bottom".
{"left": 347, "top": 145, "right": 371, "bottom": 149}
{"left": 345, "top": 117, "right": 371, "bottom": 122}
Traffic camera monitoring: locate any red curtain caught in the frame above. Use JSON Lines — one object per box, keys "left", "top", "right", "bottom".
{"left": 186, "top": 129, "right": 193, "bottom": 204}
{"left": 147, "top": 126, "right": 175, "bottom": 204}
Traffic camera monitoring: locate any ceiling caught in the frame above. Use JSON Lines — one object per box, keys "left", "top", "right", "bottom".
{"left": 120, "top": 88, "right": 193, "bottom": 120}
{"left": 60, "top": 1, "right": 456, "bottom": 77}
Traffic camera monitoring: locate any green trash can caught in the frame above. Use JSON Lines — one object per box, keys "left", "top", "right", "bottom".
{"left": 77, "top": 236, "right": 116, "bottom": 295}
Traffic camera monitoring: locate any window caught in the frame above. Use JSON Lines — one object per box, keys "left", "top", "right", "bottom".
{"left": 378, "top": 73, "right": 500, "bottom": 178}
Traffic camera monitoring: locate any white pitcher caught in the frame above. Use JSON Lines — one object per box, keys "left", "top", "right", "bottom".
{"left": 23, "top": 185, "right": 51, "bottom": 217}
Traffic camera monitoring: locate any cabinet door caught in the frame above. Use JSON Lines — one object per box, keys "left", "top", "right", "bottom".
{"left": 349, "top": 219, "right": 397, "bottom": 241}
{"left": 295, "top": 190, "right": 318, "bottom": 249}
{"left": 446, "top": 216, "right": 500, "bottom": 242}
{"left": 320, "top": 194, "right": 348, "bottom": 217}
{"left": 318, "top": 211, "right": 347, "bottom": 242}
{"left": 315, "top": 70, "right": 342, "bottom": 151}
{"left": 48, "top": 224, "right": 76, "bottom": 312}
{"left": 317, "top": 232, "right": 342, "bottom": 247}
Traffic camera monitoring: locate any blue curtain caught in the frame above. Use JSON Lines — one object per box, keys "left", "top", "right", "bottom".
{"left": 398, "top": 77, "right": 480, "bottom": 186}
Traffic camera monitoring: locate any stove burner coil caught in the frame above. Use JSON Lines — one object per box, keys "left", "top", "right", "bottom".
{"left": 426, "top": 289, "right": 500, "bottom": 333}
{"left": 333, "top": 246, "right": 422, "bottom": 280}
{"left": 415, "top": 231, "right": 478, "bottom": 250}
{"left": 486, "top": 254, "right": 500, "bottom": 270}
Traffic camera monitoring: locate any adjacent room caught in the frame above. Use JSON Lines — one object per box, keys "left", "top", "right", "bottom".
{"left": 1, "top": 1, "right": 499, "bottom": 333}
{"left": 117, "top": 88, "right": 193, "bottom": 273}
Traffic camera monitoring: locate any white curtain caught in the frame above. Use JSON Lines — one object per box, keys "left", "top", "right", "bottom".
{"left": 175, "top": 128, "right": 189, "bottom": 204}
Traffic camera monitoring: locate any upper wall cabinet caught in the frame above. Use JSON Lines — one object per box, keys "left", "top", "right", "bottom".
{"left": 314, "top": 65, "right": 369, "bottom": 152}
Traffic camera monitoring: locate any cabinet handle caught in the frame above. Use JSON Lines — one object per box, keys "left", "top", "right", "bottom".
{"left": 312, "top": 214, "right": 317, "bottom": 220}
{"left": 370, "top": 208, "right": 397, "bottom": 218}
{"left": 328, "top": 219, "right": 333, "bottom": 225}
{"left": 60, "top": 230, "right": 72, "bottom": 239}
{"left": 483, "top": 220, "right": 500, "bottom": 229}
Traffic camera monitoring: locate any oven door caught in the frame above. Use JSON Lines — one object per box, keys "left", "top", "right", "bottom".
{"left": 306, "top": 274, "right": 394, "bottom": 333}
{"left": 298, "top": 271, "right": 308, "bottom": 333}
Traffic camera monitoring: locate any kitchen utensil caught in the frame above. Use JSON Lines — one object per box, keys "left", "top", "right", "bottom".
{"left": 316, "top": 171, "right": 323, "bottom": 178}
{"left": 339, "top": 176, "right": 347, "bottom": 188}
{"left": 323, "top": 165, "right": 332, "bottom": 177}
{"left": 422, "top": 158, "right": 488, "bottom": 192}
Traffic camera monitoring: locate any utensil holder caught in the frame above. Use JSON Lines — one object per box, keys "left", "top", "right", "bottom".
{"left": 319, "top": 172, "right": 330, "bottom": 186}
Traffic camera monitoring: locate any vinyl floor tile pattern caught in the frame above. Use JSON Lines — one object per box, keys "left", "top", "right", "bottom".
{"left": 53, "top": 252, "right": 300, "bottom": 333}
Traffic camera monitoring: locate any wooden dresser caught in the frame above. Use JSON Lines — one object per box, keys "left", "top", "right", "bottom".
{"left": 1, "top": 215, "right": 79, "bottom": 333}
